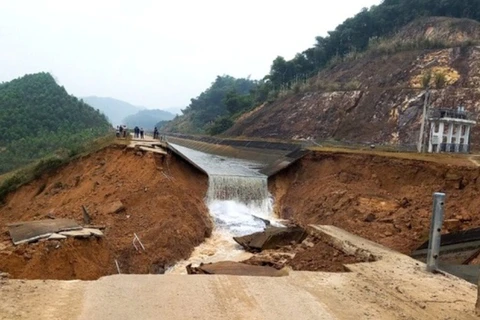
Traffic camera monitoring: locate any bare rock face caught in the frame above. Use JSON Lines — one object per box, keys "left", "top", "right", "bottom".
{"left": 226, "top": 19, "right": 480, "bottom": 151}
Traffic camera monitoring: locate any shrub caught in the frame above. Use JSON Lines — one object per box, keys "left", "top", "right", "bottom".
{"left": 207, "top": 117, "right": 234, "bottom": 135}
{"left": 434, "top": 72, "right": 447, "bottom": 88}
{"left": 422, "top": 71, "right": 432, "bottom": 89}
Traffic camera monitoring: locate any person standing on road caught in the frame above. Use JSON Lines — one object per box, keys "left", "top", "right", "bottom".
{"left": 140, "top": 127, "right": 144, "bottom": 139}
{"left": 153, "top": 127, "right": 159, "bottom": 139}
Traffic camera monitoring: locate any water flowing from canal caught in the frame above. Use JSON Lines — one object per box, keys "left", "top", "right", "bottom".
{"left": 167, "top": 144, "right": 279, "bottom": 273}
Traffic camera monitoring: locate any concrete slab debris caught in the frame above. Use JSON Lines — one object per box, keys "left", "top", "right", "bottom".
{"left": 48, "top": 233, "right": 67, "bottom": 240}
{"left": 59, "top": 229, "right": 93, "bottom": 238}
{"left": 7, "top": 219, "right": 81, "bottom": 245}
{"left": 84, "top": 228, "right": 104, "bottom": 238}
{"left": 139, "top": 146, "right": 167, "bottom": 155}
{"left": 186, "top": 261, "right": 289, "bottom": 277}
{"left": 233, "top": 227, "right": 307, "bottom": 253}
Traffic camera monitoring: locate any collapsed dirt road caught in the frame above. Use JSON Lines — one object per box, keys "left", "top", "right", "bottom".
{"left": 271, "top": 150, "right": 480, "bottom": 255}
{"left": 3, "top": 144, "right": 480, "bottom": 279}
{"left": 0, "top": 225, "right": 477, "bottom": 320}
{"left": 0, "top": 145, "right": 212, "bottom": 280}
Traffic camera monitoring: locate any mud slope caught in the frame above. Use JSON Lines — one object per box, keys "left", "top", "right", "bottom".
{"left": 0, "top": 145, "right": 212, "bottom": 280}
{"left": 270, "top": 151, "right": 480, "bottom": 254}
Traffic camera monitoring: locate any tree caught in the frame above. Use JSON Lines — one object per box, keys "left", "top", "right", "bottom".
{"left": 0, "top": 73, "right": 111, "bottom": 173}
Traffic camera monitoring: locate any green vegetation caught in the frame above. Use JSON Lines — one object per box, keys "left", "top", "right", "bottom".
{"left": 164, "top": 0, "right": 480, "bottom": 135}
{"left": 434, "top": 72, "right": 447, "bottom": 89}
{"left": 0, "top": 72, "right": 111, "bottom": 173}
{"left": 266, "top": 0, "right": 480, "bottom": 91}
{"left": 422, "top": 71, "right": 433, "bottom": 89}
{"left": 163, "top": 76, "right": 257, "bottom": 134}
{"left": 154, "top": 120, "right": 171, "bottom": 130}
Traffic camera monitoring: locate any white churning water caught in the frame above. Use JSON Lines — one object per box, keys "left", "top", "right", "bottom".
{"left": 167, "top": 143, "right": 279, "bottom": 273}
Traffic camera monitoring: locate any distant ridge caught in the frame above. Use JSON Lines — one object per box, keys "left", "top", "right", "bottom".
{"left": 82, "top": 96, "right": 144, "bottom": 126}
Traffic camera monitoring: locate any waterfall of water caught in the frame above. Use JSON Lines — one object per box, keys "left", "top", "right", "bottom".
{"left": 207, "top": 174, "right": 269, "bottom": 204}
{"left": 167, "top": 144, "right": 278, "bottom": 273}
{"left": 207, "top": 174, "right": 273, "bottom": 236}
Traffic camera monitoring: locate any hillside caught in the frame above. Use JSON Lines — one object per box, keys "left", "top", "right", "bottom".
{"left": 163, "top": 0, "right": 480, "bottom": 140}
{"left": 226, "top": 17, "right": 480, "bottom": 149}
{"left": 161, "top": 76, "right": 257, "bottom": 135}
{"left": 82, "top": 96, "right": 144, "bottom": 126}
{"left": 124, "top": 109, "right": 175, "bottom": 130}
{"left": 0, "top": 73, "right": 111, "bottom": 173}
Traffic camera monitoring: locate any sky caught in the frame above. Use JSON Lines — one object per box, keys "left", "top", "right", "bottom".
{"left": 0, "top": 0, "right": 382, "bottom": 111}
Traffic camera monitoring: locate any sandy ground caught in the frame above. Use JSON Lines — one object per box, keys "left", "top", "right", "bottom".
{"left": 0, "top": 225, "right": 477, "bottom": 320}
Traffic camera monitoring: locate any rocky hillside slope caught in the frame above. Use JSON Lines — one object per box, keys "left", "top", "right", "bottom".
{"left": 226, "top": 18, "right": 480, "bottom": 149}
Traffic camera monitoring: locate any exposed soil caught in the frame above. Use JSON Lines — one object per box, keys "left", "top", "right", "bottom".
{"left": 225, "top": 18, "right": 480, "bottom": 150}
{"left": 3, "top": 142, "right": 480, "bottom": 280}
{"left": 0, "top": 145, "right": 212, "bottom": 280}
{"left": 270, "top": 150, "right": 480, "bottom": 255}
{"left": 242, "top": 236, "right": 366, "bottom": 272}
{"left": 288, "top": 238, "right": 364, "bottom": 272}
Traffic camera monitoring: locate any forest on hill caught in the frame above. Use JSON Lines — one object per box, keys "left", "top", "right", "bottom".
{"left": 162, "top": 75, "right": 257, "bottom": 134}
{"left": 0, "top": 73, "right": 111, "bottom": 173}
{"left": 162, "top": 0, "right": 480, "bottom": 135}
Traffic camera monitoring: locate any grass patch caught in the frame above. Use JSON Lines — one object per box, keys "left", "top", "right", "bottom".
{"left": 0, "top": 133, "right": 116, "bottom": 204}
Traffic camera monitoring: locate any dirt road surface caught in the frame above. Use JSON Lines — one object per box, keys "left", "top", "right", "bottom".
{"left": 1, "top": 225, "right": 477, "bottom": 320}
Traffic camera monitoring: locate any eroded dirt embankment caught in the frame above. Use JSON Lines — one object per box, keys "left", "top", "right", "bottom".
{"left": 270, "top": 151, "right": 480, "bottom": 254}
{"left": 0, "top": 145, "right": 212, "bottom": 280}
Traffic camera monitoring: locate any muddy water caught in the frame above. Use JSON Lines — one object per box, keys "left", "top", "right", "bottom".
{"left": 167, "top": 144, "right": 279, "bottom": 273}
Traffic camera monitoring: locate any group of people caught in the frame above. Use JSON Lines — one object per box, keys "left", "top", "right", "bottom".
{"left": 115, "top": 125, "right": 162, "bottom": 140}
{"left": 115, "top": 125, "right": 128, "bottom": 138}
{"left": 133, "top": 126, "right": 145, "bottom": 139}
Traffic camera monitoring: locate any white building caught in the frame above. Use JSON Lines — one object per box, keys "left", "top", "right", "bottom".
{"left": 428, "top": 107, "right": 476, "bottom": 153}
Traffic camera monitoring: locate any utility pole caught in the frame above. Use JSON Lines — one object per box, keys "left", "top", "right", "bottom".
{"left": 418, "top": 88, "right": 430, "bottom": 153}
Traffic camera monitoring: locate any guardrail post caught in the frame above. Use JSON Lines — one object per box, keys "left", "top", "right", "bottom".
{"left": 426, "top": 192, "right": 445, "bottom": 272}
